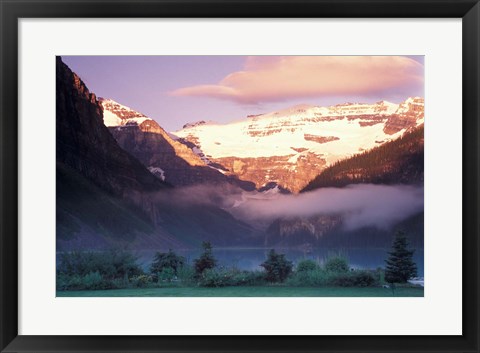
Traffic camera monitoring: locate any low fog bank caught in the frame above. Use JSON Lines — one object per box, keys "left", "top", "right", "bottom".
{"left": 154, "top": 183, "right": 424, "bottom": 231}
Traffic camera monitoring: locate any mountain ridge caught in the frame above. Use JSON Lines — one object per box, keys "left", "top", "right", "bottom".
{"left": 173, "top": 97, "right": 424, "bottom": 192}
{"left": 101, "top": 98, "right": 256, "bottom": 190}
{"left": 302, "top": 124, "right": 424, "bottom": 192}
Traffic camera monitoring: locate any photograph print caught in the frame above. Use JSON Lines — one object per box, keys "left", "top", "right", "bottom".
{"left": 56, "top": 55, "right": 424, "bottom": 297}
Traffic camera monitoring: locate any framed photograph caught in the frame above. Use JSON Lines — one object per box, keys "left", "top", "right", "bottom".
{"left": 1, "top": 0, "right": 478, "bottom": 352}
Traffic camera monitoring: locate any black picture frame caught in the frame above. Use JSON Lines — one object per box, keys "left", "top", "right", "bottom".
{"left": 1, "top": 1, "right": 479, "bottom": 352}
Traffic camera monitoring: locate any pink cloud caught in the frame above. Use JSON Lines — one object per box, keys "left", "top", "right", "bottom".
{"left": 170, "top": 56, "right": 424, "bottom": 104}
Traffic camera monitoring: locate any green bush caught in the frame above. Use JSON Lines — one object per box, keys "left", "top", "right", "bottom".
{"left": 198, "top": 269, "right": 231, "bottom": 287}
{"left": 324, "top": 256, "right": 349, "bottom": 273}
{"left": 261, "top": 249, "right": 293, "bottom": 283}
{"left": 82, "top": 271, "right": 104, "bottom": 290}
{"left": 330, "top": 270, "right": 377, "bottom": 287}
{"left": 287, "top": 261, "right": 378, "bottom": 288}
{"left": 56, "top": 271, "right": 117, "bottom": 291}
{"left": 286, "top": 268, "right": 333, "bottom": 287}
{"left": 57, "top": 250, "right": 143, "bottom": 280}
{"left": 177, "top": 264, "right": 196, "bottom": 285}
{"left": 228, "top": 270, "right": 266, "bottom": 286}
{"left": 198, "top": 269, "right": 266, "bottom": 287}
{"left": 130, "top": 274, "right": 153, "bottom": 288}
{"left": 296, "top": 259, "right": 319, "bottom": 273}
{"left": 56, "top": 273, "right": 81, "bottom": 291}
{"left": 57, "top": 250, "right": 144, "bottom": 291}
{"left": 158, "top": 267, "right": 176, "bottom": 282}
{"left": 150, "top": 250, "right": 185, "bottom": 276}
{"left": 374, "top": 267, "right": 386, "bottom": 285}
{"left": 56, "top": 273, "right": 72, "bottom": 291}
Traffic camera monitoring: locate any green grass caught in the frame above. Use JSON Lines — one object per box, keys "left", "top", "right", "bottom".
{"left": 57, "top": 286, "right": 423, "bottom": 297}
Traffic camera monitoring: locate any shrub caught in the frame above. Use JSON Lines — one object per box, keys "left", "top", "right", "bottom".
{"left": 296, "top": 259, "right": 319, "bottom": 273}
{"left": 130, "top": 274, "right": 153, "bottom": 288}
{"left": 197, "top": 269, "right": 266, "bottom": 287}
{"left": 330, "top": 270, "right": 376, "bottom": 287}
{"left": 290, "top": 266, "right": 345, "bottom": 287}
{"left": 374, "top": 267, "right": 386, "bottom": 285}
{"left": 82, "top": 271, "right": 104, "bottom": 290}
{"left": 286, "top": 268, "right": 332, "bottom": 287}
{"left": 194, "top": 241, "right": 217, "bottom": 276}
{"left": 158, "top": 267, "right": 176, "bottom": 282}
{"left": 198, "top": 269, "right": 231, "bottom": 287}
{"left": 324, "top": 256, "right": 349, "bottom": 273}
{"left": 57, "top": 250, "right": 144, "bottom": 291}
{"left": 67, "top": 275, "right": 83, "bottom": 290}
{"left": 108, "top": 250, "right": 144, "bottom": 279}
{"left": 228, "top": 270, "right": 266, "bottom": 286}
{"left": 56, "top": 273, "right": 73, "bottom": 291}
{"left": 177, "top": 264, "right": 196, "bottom": 285}
{"left": 56, "top": 271, "right": 112, "bottom": 291}
{"left": 57, "top": 250, "right": 143, "bottom": 280}
{"left": 260, "top": 249, "right": 293, "bottom": 283}
{"left": 150, "top": 249, "right": 185, "bottom": 276}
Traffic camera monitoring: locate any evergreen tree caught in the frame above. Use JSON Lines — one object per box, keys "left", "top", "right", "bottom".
{"left": 385, "top": 231, "right": 417, "bottom": 283}
{"left": 194, "top": 241, "right": 217, "bottom": 276}
{"left": 261, "top": 249, "right": 293, "bottom": 283}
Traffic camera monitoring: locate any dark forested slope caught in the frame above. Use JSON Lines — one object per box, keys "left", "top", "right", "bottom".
{"left": 302, "top": 125, "right": 424, "bottom": 192}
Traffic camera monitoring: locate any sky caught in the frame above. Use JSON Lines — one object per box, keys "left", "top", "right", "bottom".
{"left": 62, "top": 55, "right": 424, "bottom": 132}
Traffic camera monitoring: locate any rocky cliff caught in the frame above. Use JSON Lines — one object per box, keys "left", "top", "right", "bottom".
{"left": 56, "top": 58, "right": 168, "bottom": 197}
{"left": 265, "top": 212, "right": 424, "bottom": 248}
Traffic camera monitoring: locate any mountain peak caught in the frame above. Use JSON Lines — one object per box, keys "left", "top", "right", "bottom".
{"left": 182, "top": 120, "right": 216, "bottom": 129}
{"left": 99, "top": 98, "right": 152, "bottom": 127}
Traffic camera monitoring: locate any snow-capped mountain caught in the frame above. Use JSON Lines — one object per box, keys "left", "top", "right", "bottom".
{"left": 100, "top": 98, "right": 153, "bottom": 127}
{"left": 174, "top": 97, "right": 424, "bottom": 192}
{"left": 100, "top": 98, "right": 255, "bottom": 190}
{"left": 100, "top": 96, "right": 424, "bottom": 193}
{"left": 100, "top": 98, "right": 205, "bottom": 166}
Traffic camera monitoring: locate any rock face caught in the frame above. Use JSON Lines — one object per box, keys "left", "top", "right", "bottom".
{"left": 56, "top": 58, "right": 167, "bottom": 197}
{"left": 174, "top": 98, "right": 424, "bottom": 192}
{"left": 101, "top": 99, "right": 255, "bottom": 190}
{"left": 383, "top": 97, "right": 425, "bottom": 135}
{"left": 56, "top": 57, "right": 171, "bottom": 247}
{"left": 213, "top": 153, "right": 327, "bottom": 193}
{"left": 265, "top": 215, "right": 342, "bottom": 247}
{"left": 265, "top": 212, "right": 424, "bottom": 248}
{"left": 101, "top": 98, "right": 206, "bottom": 165}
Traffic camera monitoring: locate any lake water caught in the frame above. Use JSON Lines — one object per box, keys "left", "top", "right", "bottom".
{"left": 136, "top": 247, "right": 424, "bottom": 277}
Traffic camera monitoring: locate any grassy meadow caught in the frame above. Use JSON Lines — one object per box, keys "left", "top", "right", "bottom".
{"left": 57, "top": 286, "right": 423, "bottom": 297}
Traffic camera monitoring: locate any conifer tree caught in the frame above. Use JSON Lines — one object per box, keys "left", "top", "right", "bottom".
{"left": 385, "top": 231, "right": 417, "bottom": 283}
{"left": 261, "top": 249, "right": 293, "bottom": 283}
{"left": 194, "top": 241, "right": 217, "bottom": 276}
